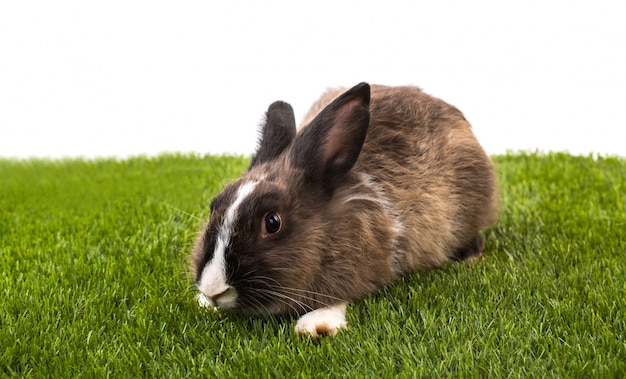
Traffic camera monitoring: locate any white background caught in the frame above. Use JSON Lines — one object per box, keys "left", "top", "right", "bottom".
{"left": 1, "top": 1, "right": 625, "bottom": 159}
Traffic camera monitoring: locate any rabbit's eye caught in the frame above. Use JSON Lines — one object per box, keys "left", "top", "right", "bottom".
{"left": 263, "top": 212, "right": 282, "bottom": 234}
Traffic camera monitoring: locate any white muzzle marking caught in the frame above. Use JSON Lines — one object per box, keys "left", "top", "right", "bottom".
{"left": 197, "top": 180, "right": 259, "bottom": 309}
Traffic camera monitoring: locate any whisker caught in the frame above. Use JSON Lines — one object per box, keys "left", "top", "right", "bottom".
{"left": 276, "top": 287, "right": 343, "bottom": 309}
{"left": 239, "top": 277, "right": 295, "bottom": 316}
{"left": 247, "top": 280, "right": 334, "bottom": 312}
{"left": 253, "top": 288, "right": 305, "bottom": 315}
{"left": 157, "top": 201, "right": 204, "bottom": 222}
{"left": 236, "top": 272, "right": 350, "bottom": 317}
{"left": 242, "top": 291, "right": 269, "bottom": 316}
{"left": 244, "top": 274, "right": 282, "bottom": 287}
{"left": 277, "top": 286, "right": 346, "bottom": 304}
{"left": 253, "top": 281, "right": 315, "bottom": 314}
{"left": 244, "top": 274, "right": 346, "bottom": 304}
{"left": 271, "top": 290, "right": 314, "bottom": 314}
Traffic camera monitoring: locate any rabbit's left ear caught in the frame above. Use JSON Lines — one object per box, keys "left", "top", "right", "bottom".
{"left": 249, "top": 101, "right": 297, "bottom": 169}
{"left": 290, "top": 82, "right": 371, "bottom": 194}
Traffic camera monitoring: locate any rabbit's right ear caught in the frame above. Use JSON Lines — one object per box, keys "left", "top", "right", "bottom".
{"left": 290, "top": 82, "right": 371, "bottom": 195}
{"left": 249, "top": 101, "right": 297, "bottom": 169}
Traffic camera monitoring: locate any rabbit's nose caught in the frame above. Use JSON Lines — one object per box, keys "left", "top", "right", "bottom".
{"left": 207, "top": 286, "right": 238, "bottom": 309}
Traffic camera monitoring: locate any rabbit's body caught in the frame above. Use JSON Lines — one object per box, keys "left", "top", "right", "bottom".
{"left": 301, "top": 85, "right": 498, "bottom": 272}
{"left": 192, "top": 83, "right": 498, "bottom": 336}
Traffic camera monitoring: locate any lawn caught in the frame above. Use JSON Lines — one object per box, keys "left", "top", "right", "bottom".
{"left": 1, "top": 152, "right": 624, "bottom": 377}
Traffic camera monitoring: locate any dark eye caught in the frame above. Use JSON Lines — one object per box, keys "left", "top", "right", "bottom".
{"left": 263, "top": 212, "right": 282, "bottom": 235}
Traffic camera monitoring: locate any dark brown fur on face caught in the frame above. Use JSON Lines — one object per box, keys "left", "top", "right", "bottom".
{"left": 192, "top": 83, "right": 498, "bottom": 317}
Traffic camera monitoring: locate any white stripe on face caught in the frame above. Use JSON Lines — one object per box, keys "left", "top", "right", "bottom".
{"left": 198, "top": 181, "right": 259, "bottom": 308}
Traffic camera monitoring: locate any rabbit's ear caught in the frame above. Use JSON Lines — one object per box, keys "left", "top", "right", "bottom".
{"left": 249, "top": 101, "right": 297, "bottom": 169}
{"left": 291, "top": 82, "right": 371, "bottom": 194}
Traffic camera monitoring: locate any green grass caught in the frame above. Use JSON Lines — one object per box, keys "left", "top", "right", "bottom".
{"left": 1, "top": 152, "right": 624, "bottom": 377}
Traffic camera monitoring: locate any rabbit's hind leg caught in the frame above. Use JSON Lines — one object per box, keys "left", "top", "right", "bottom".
{"left": 451, "top": 234, "right": 485, "bottom": 265}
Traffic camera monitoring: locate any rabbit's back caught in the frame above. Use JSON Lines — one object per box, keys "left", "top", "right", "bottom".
{"left": 300, "top": 85, "right": 498, "bottom": 273}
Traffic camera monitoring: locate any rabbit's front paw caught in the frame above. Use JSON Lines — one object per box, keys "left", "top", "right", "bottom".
{"left": 294, "top": 303, "right": 347, "bottom": 337}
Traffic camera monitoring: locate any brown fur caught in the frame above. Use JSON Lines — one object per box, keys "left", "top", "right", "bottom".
{"left": 300, "top": 85, "right": 498, "bottom": 273}
{"left": 192, "top": 83, "right": 498, "bottom": 316}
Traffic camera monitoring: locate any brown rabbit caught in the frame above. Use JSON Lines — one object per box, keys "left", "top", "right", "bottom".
{"left": 192, "top": 83, "right": 498, "bottom": 337}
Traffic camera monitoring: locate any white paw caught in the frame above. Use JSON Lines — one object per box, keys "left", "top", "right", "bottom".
{"left": 196, "top": 293, "right": 219, "bottom": 313}
{"left": 294, "top": 303, "right": 348, "bottom": 337}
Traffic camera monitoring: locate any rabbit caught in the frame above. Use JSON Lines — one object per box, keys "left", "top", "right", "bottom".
{"left": 192, "top": 82, "right": 498, "bottom": 337}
